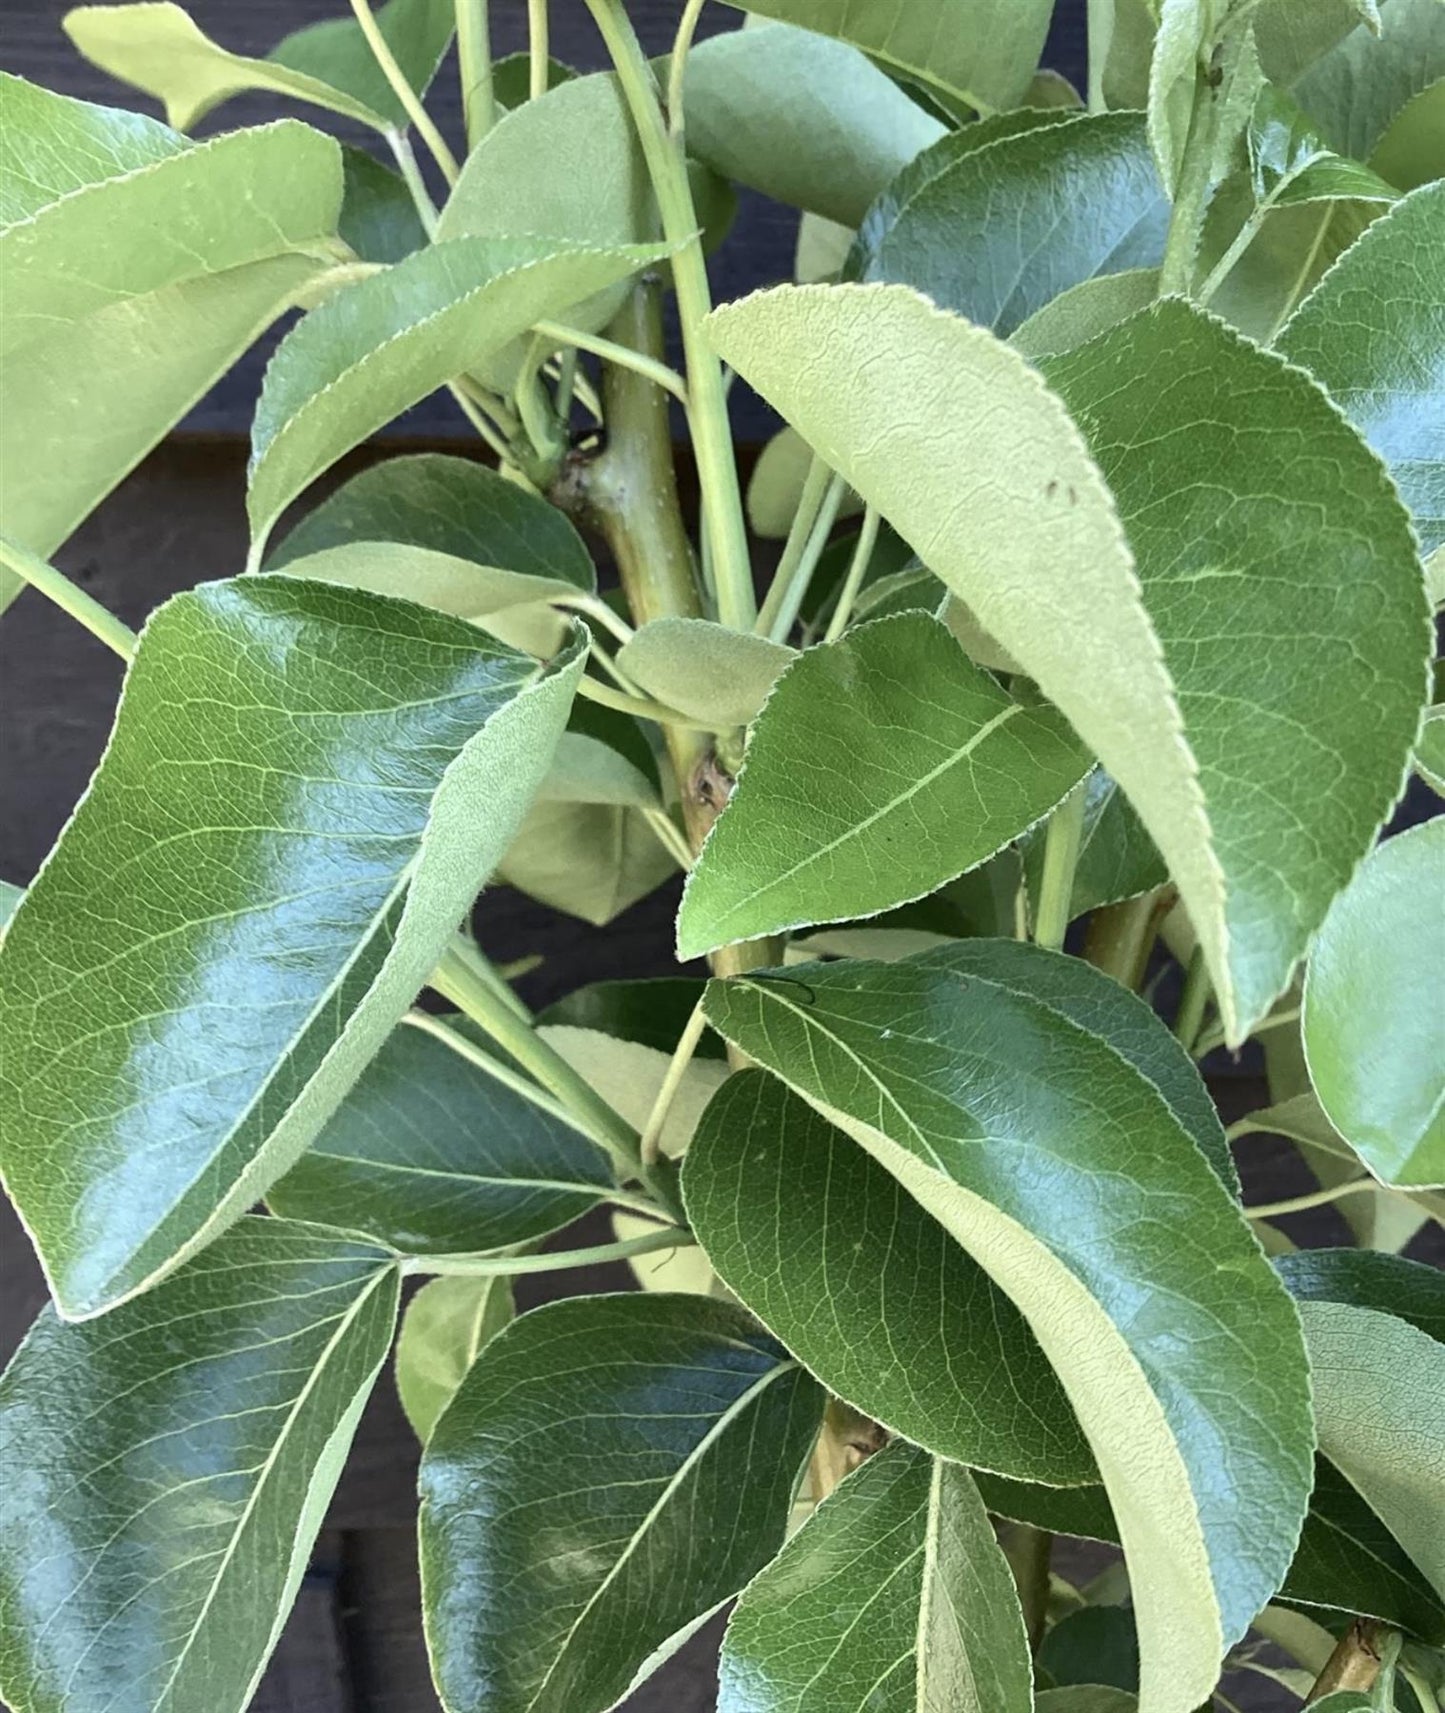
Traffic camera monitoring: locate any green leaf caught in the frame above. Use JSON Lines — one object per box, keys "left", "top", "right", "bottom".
{"left": 1240, "top": 83, "right": 1399, "bottom": 209}
{"left": 1252, "top": 0, "right": 1383, "bottom": 86}
{"left": 1295, "top": 0, "right": 1445, "bottom": 162}
{"left": 685, "top": 1070, "right": 1094, "bottom": 1483}
{"left": 1302, "top": 822, "right": 1445, "bottom": 1189}
{"left": 1277, "top": 179, "right": 1445, "bottom": 556}
{"left": 538, "top": 1024, "right": 730, "bottom": 1158}
{"left": 1298, "top": 1299, "right": 1445, "bottom": 1599}
{"left": 419, "top": 1293, "right": 824, "bottom": 1713}
{"left": 1147, "top": 0, "right": 1217, "bottom": 193}
{"left": 854, "top": 111, "right": 1168, "bottom": 339}
{"left": 1040, "top": 297, "right": 1430, "bottom": 1039}
{"left": 1035, "top": 1692, "right": 1138, "bottom": 1713}
{"left": 491, "top": 51, "right": 577, "bottom": 110}
{"left": 337, "top": 145, "right": 428, "bottom": 265}
{"left": 0, "top": 100, "right": 341, "bottom": 589}
{"left": 395, "top": 1273, "right": 514, "bottom": 1443}
{"left": 539, "top": 977, "right": 725, "bottom": 1058}
{"left": 718, "top": 1441, "right": 1033, "bottom": 1713}
{"left": 678, "top": 613, "right": 1089, "bottom": 957}
{"left": 616, "top": 617, "right": 796, "bottom": 729}
{"left": 0, "top": 1217, "right": 399, "bottom": 1713}
{"left": 1370, "top": 75, "right": 1445, "bottom": 190}
{"left": 268, "top": 452, "right": 595, "bottom": 612}
{"left": 65, "top": 0, "right": 454, "bottom": 133}
{"left": 1009, "top": 267, "right": 1163, "bottom": 359}
{"left": 0, "top": 578, "right": 583, "bottom": 1318}
{"left": 1020, "top": 768, "right": 1169, "bottom": 926}
{"left": 746, "top": 424, "right": 861, "bottom": 538}
{"left": 682, "top": 22, "right": 944, "bottom": 227}
{"left": 499, "top": 800, "right": 677, "bottom": 926}
{"left": 718, "top": 0, "right": 1053, "bottom": 114}
{"left": 1416, "top": 706, "right": 1445, "bottom": 794}
{"left": 247, "top": 236, "right": 665, "bottom": 553}
{"left": 1234, "top": 1090, "right": 1358, "bottom": 1163}
{"left": 268, "top": 1016, "right": 614, "bottom": 1253}
{"left": 711, "top": 284, "right": 1430, "bottom": 1039}
{"left": 1037, "top": 1604, "right": 1139, "bottom": 1691}
{"left": 702, "top": 952, "right": 1315, "bottom": 1711}
{"left": 1276, "top": 1248, "right": 1445, "bottom": 1343}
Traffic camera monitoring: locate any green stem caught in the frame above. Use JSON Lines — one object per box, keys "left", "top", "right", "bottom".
{"left": 639, "top": 999, "right": 708, "bottom": 1167}
{"left": 755, "top": 454, "right": 832, "bottom": 636}
{"left": 533, "top": 320, "right": 690, "bottom": 407}
{"left": 0, "top": 534, "right": 136, "bottom": 660}
{"left": 349, "top": 0, "right": 459, "bottom": 182}
{"left": 1084, "top": 886, "right": 1174, "bottom": 989}
{"left": 1174, "top": 944, "right": 1211, "bottom": 1052}
{"left": 584, "top": 0, "right": 755, "bottom": 631}
{"left": 553, "top": 593, "right": 636, "bottom": 648}
{"left": 1158, "top": 67, "right": 1220, "bottom": 298}
{"left": 455, "top": 0, "right": 495, "bottom": 147}
{"left": 447, "top": 381, "right": 513, "bottom": 462}
{"left": 528, "top": 0, "right": 549, "bottom": 98}
{"left": 667, "top": 0, "right": 709, "bottom": 138}
{"left": 1247, "top": 1177, "right": 1376, "bottom": 1222}
{"left": 764, "top": 473, "right": 845, "bottom": 644}
{"left": 574, "top": 673, "right": 714, "bottom": 731}
{"left": 431, "top": 942, "right": 644, "bottom": 1176}
{"left": 445, "top": 933, "right": 531, "bottom": 1019}
{"left": 383, "top": 130, "right": 439, "bottom": 234}
{"left": 402, "top": 1227, "right": 693, "bottom": 1277}
{"left": 822, "top": 506, "right": 881, "bottom": 644}
{"left": 1033, "top": 782, "right": 1088, "bottom": 951}
{"left": 1086, "top": 0, "right": 1113, "bottom": 113}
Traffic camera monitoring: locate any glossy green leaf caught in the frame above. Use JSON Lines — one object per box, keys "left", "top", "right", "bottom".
{"left": 718, "top": 0, "right": 1053, "bottom": 114}
{"left": 1298, "top": 1299, "right": 1445, "bottom": 1599}
{"left": 0, "top": 1218, "right": 399, "bottom": 1713}
{"left": 685, "top": 1070, "right": 1093, "bottom": 1482}
{"left": 0, "top": 97, "right": 341, "bottom": 585}
{"left": 1302, "top": 822, "right": 1445, "bottom": 1189}
{"left": 854, "top": 112, "right": 1168, "bottom": 339}
{"left": 269, "top": 1016, "right": 613, "bottom": 1253}
{"left": 1041, "top": 298, "right": 1429, "bottom": 1038}
{"left": 269, "top": 452, "right": 595, "bottom": 612}
{"left": 539, "top": 977, "right": 723, "bottom": 1057}
{"left": 247, "top": 234, "right": 666, "bottom": 551}
{"left": 617, "top": 617, "right": 796, "bottom": 729}
{"left": 682, "top": 22, "right": 944, "bottom": 227}
{"left": 337, "top": 145, "right": 428, "bottom": 265}
{"left": 1240, "top": 83, "right": 1399, "bottom": 209}
{"left": 1038, "top": 1604, "right": 1139, "bottom": 1690}
{"left": 0, "top": 578, "right": 583, "bottom": 1318}
{"left": 679, "top": 613, "right": 1089, "bottom": 957}
{"left": 719, "top": 1440, "right": 1032, "bottom": 1713}
{"left": 1370, "top": 75, "right": 1445, "bottom": 190}
{"left": 395, "top": 1273, "right": 514, "bottom": 1443}
{"left": 1277, "top": 1248, "right": 1445, "bottom": 1342}
{"left": 914, "top": 937, "right": 1236, "bottom": 1190}
{"left": 1020, "top": 768, "right": 1168, "bottom": 926}
{"left": 1009, "top": 267, "right": 1162, "bottom": 359}
{"left": 703, "top": 952, "right": 1315, "bottom": 1712}
{"left": 65, "top": 0, "right": 453, "bottom": 133}
{"left": 973, "top": 1470, "right": 1118, "bottom": 1541}
{"left": 1252, "top": 0, "right": 1383, "bottom": 86}
{"left": 419, "top": 1293, "right": 824, "bottom": 1713}
{"left": 1295, "top": 0, "right": 1445, "bottom": 162}
{"left": 1277, "top": 179, "right": 1445, "bottom": 555}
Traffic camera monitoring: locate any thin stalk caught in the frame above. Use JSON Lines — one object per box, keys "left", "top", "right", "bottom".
{"left": 431, "top": 942, "right": 644, "bottom": 1175}
{"left": 1306, "top": 1620, "right": 1384, "bottom": 1700}
{"left": 455, "top": 0, "right": 495, "bottom": 146}
{"left": 755, "top": 454, "right": 832, "bottom": 637}
{"left": 528, "top": 0, "right": 549, "bottom": 98}
{"left": 764, "top": 473, "right": 845, "bottom": 644}
{"left": 1033, "top": 782, "right": 1088, "bottom": 951}
{"left": 574, "top": 673, "right": 714, "bottom": 731}
{"left": 553, "top": 593, "right": 636, "bottom": 648}
{"left": 534, "top": 320, "right": 690, "bottom": 408}
{"left": 447, "top": 382, "right": 513, "bottom": 462}
{"left": 1158, "top": 67, "right": 1220, "bottom": 297}
{"left": 349, "top": 0, "right": 459, "bottom": 182}
{"left": 1174, "top": 944, "right": 1211, "bottom": 1052}
{"left": 1086, "top": 0, "right": 1112, "bottom": 113}
{"left": 384, "top": 131, "right": 440, "bottom": 233}
{"left": 445, "top": 933, "right": 531, "bottom": 1020}
{"left": 643, "top": 807, "right": 695, "bottom": 871}
{"left": 553, "top": 346, "right": 578, "bottom": 421}
{"left": 0, "top": 534, "right": 136, "bottom": 660}
{"left": 583, "top": 0, "right": 755, "bottom": 630}
{"left": 822, "top": 506, "right": 881, "bottom": 644}
{"left": 1247, "top": 1177, "right": 1376, "bottom": 1221}
{"left": 1262, "top": 203, "right": 1337, "bottom": 345}
{"left": 639, "top": 1000, "right": 708, "bottom": 1167}
{"left": 1197, "top": 192, "right": 1279, "bottom": 305}
{"left": 667, "top": 0, "right": 708, "bottom": 138}
{"left": 402, "top": 1227, "right": 692, "bottom": 1277}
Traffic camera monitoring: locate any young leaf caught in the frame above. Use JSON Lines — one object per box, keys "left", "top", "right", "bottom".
{"left": 337, "top": 145, "right": 429, "bottom": 265}
{"left": 1302, "top": 821, "right": 1445, "bottom": 1189}
{"left": 396, "top": 1273, "right": 514, "bottom": 1443}
{"left": 268, "top": 452, "right": 596, "bottom": 613}
{"left": 854, "top": 112, "right": 1169, "bottom": 338}
{"left": 499, "top": 799, "right": 677, "bottom": 925}
{"left": 682, "top": 22, "right": 944, "bottom": 227}
{"left": 1239, "top": 84, "right": 1398, "bottom": 211}
{"left": 419, "top": 1294, "right": 824, "bottom": 1713}
{"left": 0, "top": 97, "right": 341, "bottom": 584}
{"left": 1277, "top": 179, "right": 1445, "bottom": 555}
{"left": 0, "top": 579, "right": 583, "bottom": 1318}
{"left": 719, "top": 1441, "right": 1033, "bottom": 1713}
{"left": 65, "top": 0, "right": 454, "bottom": 133}
{"left": 678, "top": 613, "right": 1090, "bottom": 957}
{"left": 1297, "top": 1299, "right": 1445, "bottom": 1599}
{"left": 685, "top": 1071, "right": 1094, "bottom": 1483}
{"left": 268, "top": 1016, "right": 614, "bottom": 1253}
{"left": 0, "top": 1217, "right": 400, "bottom": 1713}
{"left": 745, "top": 424, "right": 862, "bottom": 538}
{"left": 703, "top": 954, "right": 1315, "bottom": 1713}
{"left": 616, "top": 617, "right": 796, "bottom": 729}
{"left": 1294, "top": 0, "right": 1445, "bottom": 162}
{"left": 1147, "top": 0, "right": 1215, "bottom": 193}
{"left": 247, "top": 234, "right": 667, "bottom": 551}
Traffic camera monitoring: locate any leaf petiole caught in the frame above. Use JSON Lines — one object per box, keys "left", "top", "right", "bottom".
{"left": 401, "top": 1226, "right": 694, "bottom": 1277}
{"left": 0, "top": 534, "right": 136, "bottom": 661}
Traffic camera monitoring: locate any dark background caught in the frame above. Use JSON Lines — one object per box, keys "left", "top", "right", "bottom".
{"left": 1, "top": 4, "right": 1437, "bottom": 1709}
